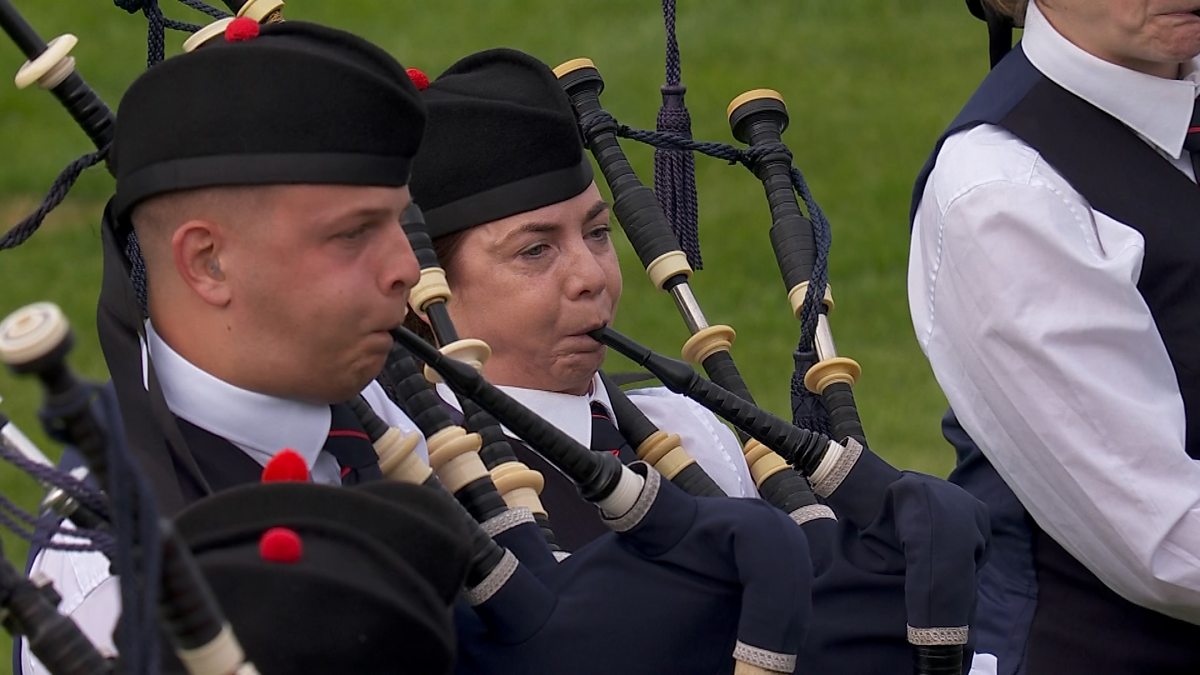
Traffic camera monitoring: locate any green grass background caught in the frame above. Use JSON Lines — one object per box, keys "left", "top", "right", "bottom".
{"left": 0, "top": 0, "right": 988, "bottom": 665}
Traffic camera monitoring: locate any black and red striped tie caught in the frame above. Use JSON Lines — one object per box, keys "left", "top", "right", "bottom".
{"left": 589, "top": 401, "right": 638, "bottom": 464}
{"left": 1185, "top": 98, "right": 1200, "bottom": 182}
{"left": 324, "top": 402, "right": 384, "bottom": 485}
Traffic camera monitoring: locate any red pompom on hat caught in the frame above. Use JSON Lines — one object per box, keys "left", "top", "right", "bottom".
{"left": 262, "top": 449, "right": 310, "bottom": 483}
{"left": 225, "top": 16, "right": 261, "bottom": 43}
{"left": 407, "top": 67, "right": 430, "bottom": 91}
{"left": 259, "top": 527, "right": 303, "bottom": 564}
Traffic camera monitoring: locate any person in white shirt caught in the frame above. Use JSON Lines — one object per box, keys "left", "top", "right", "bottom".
{"left": 403, "top": 48, "right": 756, "bottom": 551}
{"left": 22, "top": 20, "right": 433, "bottom": 674}
{"left": 910, "top": 1, "right": 1200, "bottom": 673}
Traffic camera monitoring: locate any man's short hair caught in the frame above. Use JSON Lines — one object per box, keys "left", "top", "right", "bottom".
{"left": 128, "top": 185, "right": 264, "bottom": 273}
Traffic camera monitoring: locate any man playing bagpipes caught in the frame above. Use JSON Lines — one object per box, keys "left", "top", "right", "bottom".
{"left": 22, "top": 16, "right": 441, "bottom": 673}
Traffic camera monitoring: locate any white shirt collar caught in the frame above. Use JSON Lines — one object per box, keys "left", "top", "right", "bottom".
{"left": 1023, "top": 0, "right": 1200, "bottom": 159}
{"left": 437, "top": 372, "right": 611, "bottom": 448}
{"left": 144, "top": 321, "right": 331, "bottom": 470}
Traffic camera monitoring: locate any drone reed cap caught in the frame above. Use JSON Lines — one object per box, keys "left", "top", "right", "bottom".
{"left": 727, "top": 89, "right": 789, "bottom": 143}
{"left": 181, "top": 18, "right": 235, "bottom": 53}
{"left": 236, "top": 0, "right": 285, "bottom": 22}
{"left": 0, "top": 302, "right": 72, "bottom": 371}
{"left": 552, "top": 57, "right": 595, "bottom": 79}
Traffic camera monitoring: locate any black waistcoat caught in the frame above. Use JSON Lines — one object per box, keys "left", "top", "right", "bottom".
{"left": 504, "top": 437, "right": 610, "bottom": 552}
{"left": 174, "top": 418, "right": 267, "bottom": 495}
{"left": 912, "top": 46, "right": 1200, "bottom": 675}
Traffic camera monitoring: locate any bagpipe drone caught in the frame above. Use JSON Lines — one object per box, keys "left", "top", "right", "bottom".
{"left": 546, "top": 6, "right": 991, "bottom": 671}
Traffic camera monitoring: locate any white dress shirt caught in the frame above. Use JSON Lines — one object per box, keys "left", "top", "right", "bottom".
{"left": 437, "top": 372, "right": 758, "bottom": 499}
{"left": 909, "top": 2, "right": 1200, "bottom": 655}
{"left": 21, "top": 322, "right": 425, "bottom": 675}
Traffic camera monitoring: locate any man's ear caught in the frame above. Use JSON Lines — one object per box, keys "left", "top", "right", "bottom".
{"left": 172, "top": 219, "right": 231, "bottom": 307}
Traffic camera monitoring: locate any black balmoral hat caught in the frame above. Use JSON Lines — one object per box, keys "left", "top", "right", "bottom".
{"left": 109, "top": 20, "right": 425, "bottom": 218}
{"left": 409, "top": 48, "right": 593, "bottom": 238}
{"left": 171, "top": 480, "right": 470, "bottom": 674}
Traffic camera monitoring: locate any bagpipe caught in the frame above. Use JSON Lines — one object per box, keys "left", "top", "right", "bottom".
{"left": 0, "top": 302, "right": 262, "bottom": 675}
{"left": 551, "top": 42, "right": 990, "bottom": 675}
{"left": 373, "top": 206, "right": 818, "bottom": 673}
{"left": 391, "top": 46, "right": 988, "bottom": 667}
{"left": 371, "top": 325, "right": 813, "bottom": 674}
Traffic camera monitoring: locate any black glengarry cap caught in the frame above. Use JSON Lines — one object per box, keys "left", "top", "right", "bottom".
{"left": 109, "top": 20, "right": 425, "bottom": 218}
{"left": 409, "top": 48, "right": 593, "bottom": 237}
{"left": 171, "top": 480, "right": 470, "bottom": 674}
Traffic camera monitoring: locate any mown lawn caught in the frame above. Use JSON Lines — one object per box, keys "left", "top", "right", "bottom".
{"left": 0, "top": 0, "right": 989, "bottom": 664}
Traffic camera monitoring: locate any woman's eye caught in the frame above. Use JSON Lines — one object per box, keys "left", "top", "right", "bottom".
{"left": 520, "top": 243, "right": 549, "bottom": 258}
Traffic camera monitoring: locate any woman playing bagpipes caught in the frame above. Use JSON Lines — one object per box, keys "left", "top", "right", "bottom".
{"left": 399, "top": 39, "right": 991, "bottom": 674}
{"left": 399, "top": 47, "right": 758, "bottom": 552}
